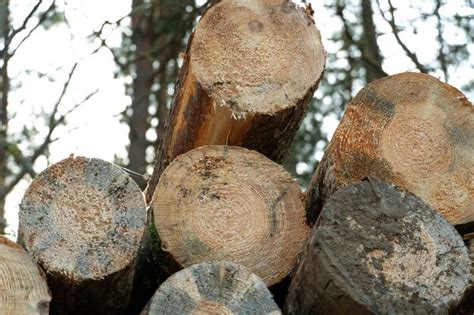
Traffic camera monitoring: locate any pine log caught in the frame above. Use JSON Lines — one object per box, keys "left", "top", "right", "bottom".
{"left": 0, "top": 236, "right": 51, "bottom": 314}
{"left": 286, "top": 178, "right": 471, "bottom": 314}
{"left": 145, "top": 0, "right": 326, "bottom": 204}
{"left": 141, "top": 261, "right": 281, "bottom": 314}
{"left": 306, "top": 72, "right": 473, "bottom": 229}
{"left": 18, "top": 156, "right": 147, "bottom": 314}
{"left": 152, "top": 145, "right": 309, "bottom": 286}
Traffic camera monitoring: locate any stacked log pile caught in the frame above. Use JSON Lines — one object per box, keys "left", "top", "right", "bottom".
{"left": 1, "top": 0, "right": 472, "bottom": 314}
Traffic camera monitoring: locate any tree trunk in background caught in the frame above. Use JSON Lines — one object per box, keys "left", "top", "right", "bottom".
{"left": 360, "top": 0, "right": 386, "bottom": 82}
{"left": 305, "top": 73, "right": 474, "bottom": 230}
{"left": 0, "top": 1, "right": 10, "bottom": 235}
{"left": 145, "top": 0, "right": 326, "bottom": 204}
{"left": 127, "top": 0, "right": 198, "bottom": 189}
{"left": 127, "top": 0, "right": 154, "bottom": 189}
{"left": 286, "top": 179, "right": 471, "bottom": 314}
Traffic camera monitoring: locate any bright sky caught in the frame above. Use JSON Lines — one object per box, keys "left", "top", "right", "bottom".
{"left": 4, "top": 0, "right": 473, "bottom": 239}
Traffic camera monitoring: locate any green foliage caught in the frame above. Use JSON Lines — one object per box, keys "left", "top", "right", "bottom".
{"left": 148, "top": 220, "right": 161, "bottom": 252}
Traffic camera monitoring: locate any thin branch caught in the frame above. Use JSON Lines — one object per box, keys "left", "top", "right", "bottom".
{"left": 376, "top": 0, "right": 429, "bottom": 73}
{"left": 1, "top": 0, "right": 45, "bottom": 57}
{"left": 10, "top": 0, "right": 56, "bottom": 57}
{"left": 52, "top": 88, "right": 98, "bottom": 130}
{"left": 0, "top": 62, "right": 86, "bottom": 200}
{"left": 48, "top": 89, "right": 99, "bottom": 142}
{"left": 46, "top": 63, "right": 78, "bottom": 130}
{"left": 88, "top": 2, "right": 151, "bottom": 40}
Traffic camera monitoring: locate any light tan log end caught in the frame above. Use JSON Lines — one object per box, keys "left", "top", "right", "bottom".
{"left": 152, "top": 145, "right": 309, "bottom": 286}
{"left": 0, "top": 237, "right": 51, "bottom": 315}
{"left": 191, "top": 0, "right": 325, "bottom": 115}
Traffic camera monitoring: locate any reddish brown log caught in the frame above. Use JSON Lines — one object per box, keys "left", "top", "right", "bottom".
{"left": 306, "top": 73, "right": 473, "bottom": 230}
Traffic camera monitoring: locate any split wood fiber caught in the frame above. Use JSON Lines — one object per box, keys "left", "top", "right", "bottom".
{"left": 141, "top": 261, "right": 281, "bottom": 315}
{"left": 286, "top": 179, "right": 471, "bottom": 314}
{"left": 19, "top": 156, "right": 147, "bottom": 314}
{"left": 152, "top": 145, "right": 309, "bottom": 286}
{"left": 306, "top": 72, "right": 473, "bottom": 229}
{"left": 145, "top": 0, "right": 326, "bottom": 203}
{"left": 0, "top": 236, "right": 51, "bottom": 314}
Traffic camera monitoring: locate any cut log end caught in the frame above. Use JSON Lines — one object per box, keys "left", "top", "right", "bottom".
{"left": 287, "top": 179, "right": 471, "bottom": 314}
{"left": 20, "top": 156, "right": 146, "bottom": 281}
{"left": 191, "top": 0, "right": 325, "bottom": 115}
{"left": 308, "top": 72, "right": 473, "bottom": 227}
{"left": 152, "top": 145, "right": 309, "bottom": 286}
{"left": 19, "top": 156, "right": 146, "bottom": 312}
{"left": 0, "top": 237, "right": 51, "bottom": 315}
{"left": 142, "top": 261, "right": 281, "bottom": 315}
{"left": 145, "top": 0, "right": 326, "bottom": 204}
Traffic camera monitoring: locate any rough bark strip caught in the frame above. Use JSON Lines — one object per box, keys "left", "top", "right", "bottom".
{"left": 306, "top": 72, "right": 473, "bottom": 230}
{"left": 0, "top": 236, "right": 51, "bottom": 314}
{"left": 455, "top": 238, "right": 474, "bottom": 314}
{"left": 141, "top": 261, "right": 281, "bottom": 314}
{"left": 152, "top": 145, "right": 309, "bottom": 286}
{"left": 286, "top": 178, "right": 471, "bottom": 314}
{"left": 145, "top": 0, "right": 326, "bottom": 204}
{"left": 18, "top": 156, "right": 147, "bottom": 314}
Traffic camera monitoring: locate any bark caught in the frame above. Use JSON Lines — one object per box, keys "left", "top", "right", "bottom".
{"left": 18, "top": 156, "right": 147, "bottom": 314}
{"left": 306, "top": 72, "right": 474, "bottom": 230}
{"left": 0, "top": 0, "right": 10, "bottom": 235}
{"left": 152, "top": 145, "right": 309, "bottom": 286}
{"left": 455, "top": 238, "right": 474, "bottom": 314}
{"left": 286, "top": 178, "right": 471, "bottom": 314}
{"left": 141, "top": 261, "right": 281, "bottom": 314}
{"left": 0, "top": 236, "right": 51, "bottom": 314}
{"left": 145, "top": 0, "right": 326, "bottom": 204}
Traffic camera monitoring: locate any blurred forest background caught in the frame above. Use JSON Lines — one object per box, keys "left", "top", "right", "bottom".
{"left": 0, "top": 0, "right": 473, "bottom": 237}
